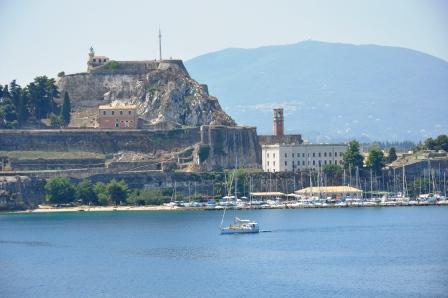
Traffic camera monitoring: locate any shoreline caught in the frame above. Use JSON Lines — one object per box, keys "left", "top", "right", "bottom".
{"left": 7, "top": 202, "right": 448, "bottom": 214}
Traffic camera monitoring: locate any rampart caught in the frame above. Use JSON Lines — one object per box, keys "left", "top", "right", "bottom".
{"left": 0, "top": 128, "right": 201, "bottom": 153}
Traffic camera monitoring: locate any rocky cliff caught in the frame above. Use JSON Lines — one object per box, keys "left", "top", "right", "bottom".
{"left": 57, "top": 60, "right": 235, "bottom": 128}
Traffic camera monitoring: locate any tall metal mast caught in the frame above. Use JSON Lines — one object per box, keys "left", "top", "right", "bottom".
{"left": 158, "top": 28, "right": 162, "bottom": 60}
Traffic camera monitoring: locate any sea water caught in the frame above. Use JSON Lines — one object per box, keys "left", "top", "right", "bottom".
{"left": 1, "top": 207, "right": 447, "bottom": 297}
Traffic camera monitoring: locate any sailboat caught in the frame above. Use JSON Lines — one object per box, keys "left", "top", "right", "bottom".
{"left": 220, "top": 158, "right": 260, "bottom": 234}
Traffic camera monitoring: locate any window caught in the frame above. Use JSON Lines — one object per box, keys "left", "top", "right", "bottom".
{"left": 324, "top": 160, "right": 327, "bottom": 165}
{"left": 115, "top": 123, "right": 119, "bottom": 128}
{"left": 292, "top": 153, "right": 295, "bottom": 158}
{"left": 285, "top": 161, "right": 287, "bottom": 166}
{"left": 313, "top": 153, "right": 315, "bottom": 157}
{"left": 93, "top": 59, "right": 96, "bottom": 62}
{"left": 273, "top": 161, "right": 276, "bottom": 166}
{"left": 120, "top": 111, "right": 123, "bottom": 115}
{"left": 273, "top": 153, "right": 275, "bottom": 158}
{"left": 128, "top": 111, "right": 132, "bottom": 115}
{"left": 312, "top": 160, "right": 315, "bottom": 165}
{"left": 329, "top": 160, "right": 332, "bottom": 164}
{"left": 267, "top": 153, "right": 269, "bottom": 158}
{"left": 302, "top": 153, "right": 305, "bottom": 157}
{"left": 324, "top": 152, "right": 327, "bottom": 157}
{"left": 318, "top": 152, "right": 321, "bottom": 157}
{"left": 329, "top": 152, "right": 332, "bottom": 157}
{"left": 102, "top": 111, "right": 106, "bottom": 115}
{"left": 111, "top": 111, "right": 115, "bottom": 115}
{"left": 267, "top": 161, "right": 269, "bottom": 166}
{"left": 285, "top": 153, "right": 287, "bottom": 158}
{"left": 292, "top": 161, "right": 295, "bottom": 166}
{"left": 318, "top": 160, "right": 321, "bottom": 166}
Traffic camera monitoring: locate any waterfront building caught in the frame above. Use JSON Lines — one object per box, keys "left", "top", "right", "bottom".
{"left": 262, "top": 143, "right": 348, "bottom": 172}
{"left": 295, "top": 186, "right": 362, "bottom": 197}
{"left": 98, "top": 102, "right": 137, "bottom": 129}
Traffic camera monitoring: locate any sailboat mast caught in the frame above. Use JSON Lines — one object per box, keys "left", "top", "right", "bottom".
{"left": 402, "top": 165, "right": 407, "bottom": 197}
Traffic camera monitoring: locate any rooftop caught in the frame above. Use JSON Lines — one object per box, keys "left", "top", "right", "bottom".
{"left": 98, "top": 102, "right": 137, "bottom": 110}
{"left": 295, "top": 186, "right": 362, "bottom": 194}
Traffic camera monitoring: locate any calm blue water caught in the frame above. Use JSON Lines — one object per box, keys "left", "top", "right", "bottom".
{"left": 1, "top": 207, "right": 448, "bottom": 298}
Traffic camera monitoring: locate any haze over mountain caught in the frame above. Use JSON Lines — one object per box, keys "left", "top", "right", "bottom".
{"left": 186, "top": 41, "right": 448, "bottom": 142}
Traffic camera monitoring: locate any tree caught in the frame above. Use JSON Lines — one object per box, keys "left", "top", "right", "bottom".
{"left": 26, "top": 76, "right": 59, "bottom": 119}
{"left": 0, "top": 94, "right": 18, "bottom": 128}
{"left": 343, "top": 140, "right": 364, "bottom": 169}
{"left": 94, "top": 182, "right": 109, "bottom": 205}
{"left": 61, "top": 91, "right": 71, "bottom": 126}
{"left": 44, "top": 177, "right": 76, "bottom": 204}
{"left": 366, "top": 145, "right": 385, "bottom": 174}
{"left": 76, "top": 179, "right": 98, "bottom": 204}
{"left": 434, "top": 135, "right": 448, "bottom": 151}
{"left": 9, "top": 80, "right": 28, "bottom": 125}
{"left": 322, "top": 164, "right": 343, "bottom": 185}
{"left": 106, "top": 179, "right": 129, "bottom": 205}
{"left": 387, "top": 147, "right": 397, "bottom": 163}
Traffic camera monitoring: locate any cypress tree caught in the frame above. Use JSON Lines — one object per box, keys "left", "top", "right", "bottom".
{"left": 387, "top": 147, "right": 397, "bottom": 163}
{"left": 62, "top": 91, "right": 71, "bottom": 126}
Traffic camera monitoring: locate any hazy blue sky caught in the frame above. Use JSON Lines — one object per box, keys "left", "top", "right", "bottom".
{"left": 0, "top": 0, "right": 447, "bottom": 84}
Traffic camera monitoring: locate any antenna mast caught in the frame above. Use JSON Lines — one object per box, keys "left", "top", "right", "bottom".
{"left": 158, "top": 28, "right": 162, "bottom": 60}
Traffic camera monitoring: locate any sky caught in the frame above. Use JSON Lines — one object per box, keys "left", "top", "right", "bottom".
{"left": 0, "top": 0, "right": 447, "bottom": 85}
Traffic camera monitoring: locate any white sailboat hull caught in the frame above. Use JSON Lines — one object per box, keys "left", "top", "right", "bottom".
{"left": 220, "top": 226, "right": 260, "bottom": 234}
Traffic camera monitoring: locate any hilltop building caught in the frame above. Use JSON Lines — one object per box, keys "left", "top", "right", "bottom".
{"left": 98, "top": 102, "right": 137, "bottom": 129}
{"left": 88, "top": 47, "right": 110, "bottom": 71}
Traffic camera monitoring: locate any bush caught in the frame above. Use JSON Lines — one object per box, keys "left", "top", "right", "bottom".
{"left": 103, "top": 61, "right": 119, "bottom": 70}
{"left": 127, "top": 189, "right": 170, "bottom": 206}
{"left": 49, "top": 112, "right": 63, "bottom": 128}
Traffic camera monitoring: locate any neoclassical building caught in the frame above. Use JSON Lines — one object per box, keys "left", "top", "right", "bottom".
{"left": 262, "top": 143, "right": 348, "bottom": 172}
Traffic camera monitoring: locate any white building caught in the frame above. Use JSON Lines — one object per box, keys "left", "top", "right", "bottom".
{"left": 262, "top": 143, "right": 348, "bottom": 172}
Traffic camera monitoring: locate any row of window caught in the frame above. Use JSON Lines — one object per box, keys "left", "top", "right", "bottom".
{"left": 266, "top": 159, "right": 343, "bottom": 167}
{"left": 114, "top": 120, "right": 134, "bottom": 128}
{"left": 92, "top": 58, "right": 108, "bottom": 63}
{"left": 266, "top": 151, "right": 342, "bottom": 158}
{"left": 102, "top": 110, "right": 133, "bottom": 116}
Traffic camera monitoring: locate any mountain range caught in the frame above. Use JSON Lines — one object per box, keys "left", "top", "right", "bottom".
{"left": 186, "top": 41, "right": 448, "bottom": 142}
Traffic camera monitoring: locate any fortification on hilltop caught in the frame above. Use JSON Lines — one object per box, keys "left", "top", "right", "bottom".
{"left": 58, "top": 48, "right": 235, "bottom": 129}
